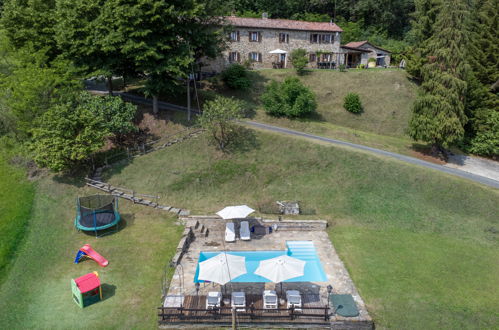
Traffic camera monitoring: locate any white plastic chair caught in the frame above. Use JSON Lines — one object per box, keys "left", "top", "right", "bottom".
{"left": 231, "top": 291, "right": 246, "bottom": 311}
{"left": 286, "top": 290, "right": 302, "bottom": 311}
{"left": 263, "top": 290, "right": 278, "bottom": 310}
{"left": 206, "top": 291, "right": 222, "bottom": 309}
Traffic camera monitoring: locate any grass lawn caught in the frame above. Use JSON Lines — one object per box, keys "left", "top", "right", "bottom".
{"left": 104, "top": 130, "right": 498, "bottom": 329}
{"left": 0, "top": 155, "right": 34, "bottom": 282}
{"left": 332, "top": 227, "right": 499, "bottom": 329}
{"left": 154, "top": 68, "right": 423, "bottom": 156}
{"left": 0, "top": 174, "right": 183, "bottom": 328}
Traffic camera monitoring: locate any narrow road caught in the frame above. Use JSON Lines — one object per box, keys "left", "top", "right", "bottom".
{"left": 245, "top": 121, "right": 499, "bottom": 189}
{"left": 88, "top": 89, "right": 498, "bottom": 189}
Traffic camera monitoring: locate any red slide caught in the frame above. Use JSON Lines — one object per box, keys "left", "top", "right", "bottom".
{"left": 80, "top": 244, "right": 109, "bottom": 267}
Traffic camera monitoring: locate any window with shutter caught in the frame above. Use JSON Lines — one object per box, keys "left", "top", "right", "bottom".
{"left": 229, "top": 31, "right": 239, "bottom": 41}
{"left": 229, "top": 52, "right": 240, "bottom": 63}
{"left": 279, "top": 33, "right": 289, "bottom": 43}
{"left": 249, "top": 31, "right": 259, "bottom": 42}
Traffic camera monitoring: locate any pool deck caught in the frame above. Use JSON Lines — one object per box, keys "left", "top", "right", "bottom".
{"left": 161, "top": 216, "right": 373, "bottom": 328}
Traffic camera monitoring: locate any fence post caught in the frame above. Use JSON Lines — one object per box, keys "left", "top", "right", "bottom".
{"left": 325, "top": 306, "right": 329, "bottom": 321}
{"left": 126, "top": 147, "right": 130, "bottom": 159}
{"left": 132, "top": 190, "right": 135, "bottom": 203}
{"left": 290, "top": 305, "right": 294, "bottom": 320}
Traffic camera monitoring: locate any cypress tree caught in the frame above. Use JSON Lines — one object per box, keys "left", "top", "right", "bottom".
{"left": 464, "top": 0, "right": 499, "bottom": 156}
{"left": 408, "top": 0, "right": 470, "bottom": 156}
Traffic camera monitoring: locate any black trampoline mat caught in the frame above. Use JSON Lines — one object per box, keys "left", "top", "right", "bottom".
{"left": 80, "top": 212, "right": 116, "bottom": 227}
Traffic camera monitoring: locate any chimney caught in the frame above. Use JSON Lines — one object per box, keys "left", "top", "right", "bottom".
{"left": 262, "top": 12, "right": 268, "bottom": 19}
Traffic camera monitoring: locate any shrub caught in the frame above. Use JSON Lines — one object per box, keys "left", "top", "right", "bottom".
{"left": 261, "top": 77, "right": 316, "bottom": 117}
{"left": 290, "top": 48, "right": 308, "bottom": 75}
{"left": 343, "top": 93, "right": 363, "bottom": 113}
{"left": 221, "top": 64, "right": 251, "bottom": 89}
{"left": 339, "top": 64, "right": 347, "bottom": 72}
{"left": 198, "top": 96, "right": 243, "bottom": 151}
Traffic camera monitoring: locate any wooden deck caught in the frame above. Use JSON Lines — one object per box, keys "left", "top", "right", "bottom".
{"left": 158, "top": 294, "right": 331, "bottom": 326}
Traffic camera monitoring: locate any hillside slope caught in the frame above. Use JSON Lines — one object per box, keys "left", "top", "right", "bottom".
{"left": 254, "top": 69, "right": 416, "bottom": 137}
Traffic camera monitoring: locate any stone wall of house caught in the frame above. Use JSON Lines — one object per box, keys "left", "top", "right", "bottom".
{"left": 202, "top": 27, "right": 345, "bottom": 72}
{"left": 358, "top": 44, "right": 391, "bottom": 66}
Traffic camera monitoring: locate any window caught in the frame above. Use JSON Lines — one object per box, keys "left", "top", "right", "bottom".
{"left": 321, "top": 34, "right": 332, "bottom": 43}
{"left": 228, "top": 52, "right": 240, "bottom": 63}
{"left": 309, "top": 53, "right": 317, "bottom": 62}
{"left": 249, "top": 31, "right": 261, "bottom": 42}
{"left": 249, "top": 52, "right": 262, "bottom": 62}
{"left": 310, "top": 33, "right": 333, "bottom": 44}
{"left": 322, "top": 53, "right": 333, "bottom": 62}
{"left": 229, "top": 31, "right": 240, "bottom": 42}
{"left": 279, "top": 33, "right": 289, "bottom": 43}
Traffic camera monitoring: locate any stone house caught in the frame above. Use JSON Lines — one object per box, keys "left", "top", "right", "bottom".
{"left": 343, "top": 41, "right": 391, "bottom": 67}
{"left": 202, "top": 15, "right": 391, "bottom": 71}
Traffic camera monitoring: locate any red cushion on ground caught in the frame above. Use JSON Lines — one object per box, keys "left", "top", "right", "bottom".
{"left": 75, "top": 273, "right": 100, "bottom": 293}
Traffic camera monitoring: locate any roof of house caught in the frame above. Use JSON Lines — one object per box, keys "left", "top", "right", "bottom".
{"left": 344, "top": 40, "right": 391, "bottom": 53}
{"left": 340, "top": 45, "right": 371, "bottom": 53}
{"left": 224, "top": 16, "right": 343, "bottom": 33}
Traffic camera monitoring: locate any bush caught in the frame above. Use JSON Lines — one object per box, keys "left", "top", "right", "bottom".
{"left": 343, "top": 93, "right": 363, "bottom": 113}
{"left": 290, "top": 48, "right": 308, "bottom": 75}
{"left": 261, "top": 77, "right": 316, "bottom": 117}
{"left": 221, "top": 64, "right": 251, "bottom": 89}
{"left": 198, "top": 96, "right": 243, "bottom": 151}
{"left": 339, "top": 64, "right": 347, "bottom": 72}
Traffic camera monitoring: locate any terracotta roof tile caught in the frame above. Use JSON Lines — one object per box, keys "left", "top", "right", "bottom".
{"left": 344, "top": 40, "right": 391, "bottom": 53}
{"left": 224, "top": 16, "right": 343, "bottom": 33}
{"left": 344, "top": 41, "right": 368, "bottom": 48}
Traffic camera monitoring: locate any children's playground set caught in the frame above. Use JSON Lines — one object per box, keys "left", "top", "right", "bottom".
{"left": 71, "top": 194, "right": 121, "bottom": 308}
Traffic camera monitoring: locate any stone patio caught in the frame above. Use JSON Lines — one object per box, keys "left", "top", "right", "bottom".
{"left": 164, "top": 216, "right": 372, "bottom": 326}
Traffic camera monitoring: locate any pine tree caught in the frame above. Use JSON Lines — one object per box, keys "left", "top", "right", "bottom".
{"left": 406, "top": 0, "right": 441, "bottom": 80}
{"left": 409, "top": 0, "right": 471, "bottom": 156}
{"left": 464, "top": 0, "right": 499, "bottom": 156}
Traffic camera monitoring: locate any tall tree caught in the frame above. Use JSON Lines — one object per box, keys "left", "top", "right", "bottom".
{"left": 463, "top": 0, "right": 499, "bottom": 156}
{"left": 405, "top": 0, "right": 440, "bottom": 80}
{"left": 408, "top": 0, "right": 470, "bottom": 156}
{"left": 111, "top": 0, "right": 227, "bottom": 113}
{"left": 1, "top": 0, "right": 58, "bottom": 59}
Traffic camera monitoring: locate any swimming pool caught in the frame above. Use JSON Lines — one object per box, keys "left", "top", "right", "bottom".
{"left": 194, "top": 241, "right": 327, "bottom": 283}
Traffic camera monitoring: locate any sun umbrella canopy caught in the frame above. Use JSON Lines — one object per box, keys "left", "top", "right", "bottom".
{"left": 269, "top": 49, "right": 288, "bottom": 54}
{"left": 254, "top": 255, "right": 305, "bottom": 283}
{"left": 216, "top": 205, "right": 255, "bottom": 220}
{"left": 198, "top": 253, "right": 247, "bottom": 285}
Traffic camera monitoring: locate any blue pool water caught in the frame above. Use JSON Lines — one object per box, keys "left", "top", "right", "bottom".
{"left": 194, "top": 241, "right": 327, "bottom": 283}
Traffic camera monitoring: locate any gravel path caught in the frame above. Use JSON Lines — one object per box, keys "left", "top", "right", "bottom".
{"left": 245, "top": 121, "right": 499, "bottom": 189}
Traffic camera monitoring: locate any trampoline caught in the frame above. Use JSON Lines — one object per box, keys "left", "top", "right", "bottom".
{"left": 75, "top": 195, "right": 121, "bottom": 236}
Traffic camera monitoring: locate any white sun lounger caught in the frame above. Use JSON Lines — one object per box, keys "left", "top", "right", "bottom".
{"left": 240, "top": 221, "right": 250, "bottom": 240}
{"left": 286, "top": 290, "right": 302, "bottom": 311}
{"left": 225, "top": 222, "right": 236, "bottom": 242}
{"left": 206, "top": 291, "right": 222, "bottom": 309}
{"left": 231, "top": 291, "right": 246, "bottom": 311}
{"left": 263, "top": 290, "right": 278, "bottom": 310}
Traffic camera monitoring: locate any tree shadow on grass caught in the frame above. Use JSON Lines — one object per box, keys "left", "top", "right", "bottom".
{"left": 53, "top": 172, "right": 88, "bottom": 188}
{"left": 225, "top": 126, "right": 261, "bottom": 154}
